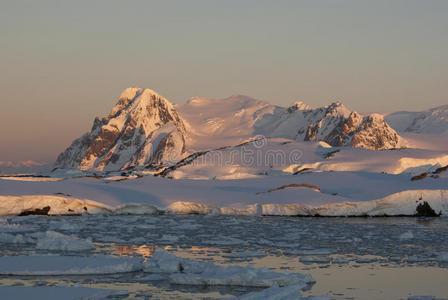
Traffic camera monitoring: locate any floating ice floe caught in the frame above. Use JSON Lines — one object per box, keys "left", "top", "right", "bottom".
{"left": 114, "top": 204, "right": 161, "bottom": 215}
{"left": 0, "top": 248, "right": 314, "bottom": 287}
{"left": 222, "top": 251, "right": 266, "bottom": 259}
{"left": 299, "top": 256, "right": 331, "bottom": 264}
{"left": 399, "top": 231, "right": 414, "bottom": 240}
{"left": 0, "top": 231, "right": 94, "bottom": 251}
{"left": 287, "top": 249, "right": 337, "bottom": 256}
{"left": 0, "top": 218, "right": 35, "bottom": 232}
{"left": 0, "top": 255, "right": 142, "bottom": 275}
{"left": 227, "top": 283, "right": 330, "bottom": 300}
{"left": 408, "top": 296, "right": 448, "bottom": 300}
{"left": 0, "top": 232, "right": 33, "bottom": 244}
{"left": 0, "top": 286, "right": 128, "bottom": 300}
{"left": 143, "top": 248, "right": 314, "bottom": 287}
{"left": 434, "top": 252, "right": 448, "bottom": 262}
{"left": 205, "top": 236, "right": 248, "bottom": 246}
{"left": 33, "top": 231, "right": 94, "bottom": 251}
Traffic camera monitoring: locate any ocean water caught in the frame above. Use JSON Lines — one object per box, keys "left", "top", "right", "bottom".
{"left": 0, "top": 215, "right": 447, "bottom": 299}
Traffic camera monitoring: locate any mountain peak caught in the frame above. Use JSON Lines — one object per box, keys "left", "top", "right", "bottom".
{"left": 110, "top": 87, "right": 173, "bottom": 118}
{"left": 326, "top": 101, "right": 345, "bottom": 110}
{"left": 255, "top": 102, "right": 405, "bottom": 150}
{"left": 287, "top": 101, "right": 312, "bottom": 113}
{"left": 56, "top": 87, "right": 187, "bottom": 171}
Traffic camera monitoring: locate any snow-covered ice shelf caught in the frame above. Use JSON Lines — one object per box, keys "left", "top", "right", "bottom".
{"left": 1, "top": 173, "right": 448, "bottom": 217}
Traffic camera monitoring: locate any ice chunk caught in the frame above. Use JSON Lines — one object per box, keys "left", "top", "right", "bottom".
{"left": 408, "top": 296, "right": 448, "bottom": 300}
{"left": 288, "top": 249, "right": 336, "bottom": 255}
{"left": 0, "top": 286, "right": 128, "bottom": 300}
{"left": 299, "top": 256, "right": 331, "bottom": 264}
{"left": 229, "top": 284, "right": 330, "bottom": 300}
{"left": 435, "top": 252, "right": 448, "bottom": 262}
{"left": 143, "top": 248, "right": 314, "bottom": 287}
{"left": 159, "top": 234, "right": 180, "bottom": 243}
{"left": 0, "top": 218, "right": 35, "bottom": 232}
{"left": 34, "top": 231, "right": 94, "bottom": 251}
{"left": 0, "top": 255, "right": 142, "bottom": 275}
{"left": 355, "top": 258, "right": 378, "bottom": 264}
{"left": 114, "top": 204, "right": 160, "bottom": 215}
{"left": 0, "top": 233, "right": 32, "bottom": 244}
{"left": 331, "top": 258, "right": 349, "bottom": 264}
{"left": 223, "top": 251, "right": 266, "bottom": 258}
{"left": 205, "top": 236, "right": 248, "bottom": 246}
{"left": 399, "top": 231, "right": 414, "bottom": 240}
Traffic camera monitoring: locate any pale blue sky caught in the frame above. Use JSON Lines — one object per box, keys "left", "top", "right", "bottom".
{"left": 1, "top": 0, "right": 447, "bottom": 162}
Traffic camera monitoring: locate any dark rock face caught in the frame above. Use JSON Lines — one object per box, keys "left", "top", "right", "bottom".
{"left": 55, "top": 88, "right": 188, "bottom": 171}
{"left": 415, "top": 201, "right": 440, "bottom": 217}
{"left": 19, "top": 206, "right": 51, "bottom": 216}
{"left": 434, "top": 165, "right": 448, "bottom": 174}
{"left": 411, "top": 172, "right": 429, "bottom": 181}
{"left": 351, "top": 115, "right": 401, "bottom": 149}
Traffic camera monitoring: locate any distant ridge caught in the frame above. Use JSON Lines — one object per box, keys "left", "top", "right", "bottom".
{"left": 385, "top": 105, "right": 448, "bottom": 135}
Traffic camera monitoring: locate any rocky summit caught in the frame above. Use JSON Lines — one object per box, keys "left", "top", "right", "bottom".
{"left": 55, "top": 88, "right": 188, "bottom": 171}
{"left": 254, "top": 102, "right": 405, "bottom": 150}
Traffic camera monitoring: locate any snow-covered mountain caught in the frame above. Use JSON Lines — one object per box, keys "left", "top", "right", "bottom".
{"left": 385, "top": 105, "right": 448, "bottom": 135}
{"left": 178, "top": 96, "right": 405, "bottom": 151}
{"left": 254, "top": 102, "right": 405, "bottom": 150}
{"left": 55, "top": 87, "right": 408, "bottom": 171}
{"left": 55, "top": 88, "right": 188, "bottom": 171}
{"left": 176, "top": 95, "right": 277, "bottom": 150}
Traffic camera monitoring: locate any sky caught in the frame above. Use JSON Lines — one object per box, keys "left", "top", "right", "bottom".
{"left": 0, "top": 0, "right": 447, "bottom": 163}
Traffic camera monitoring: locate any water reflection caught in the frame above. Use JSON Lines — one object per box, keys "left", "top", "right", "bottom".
{"left": 113, "top": 244, "right": 226, "bottom": 262}
{"left": 114, "top": 244, "right": 170, "bottom": 259}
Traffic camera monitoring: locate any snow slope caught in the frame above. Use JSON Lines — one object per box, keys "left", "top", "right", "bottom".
{"left": 385, "top": 105, "right": 448, "bottom": 134}
{"left": 1, "top": 172, "right": 447, "bottom": 216}
{"left": 176, "top": 94, "right": 277, "bottom": 150}
{"left": 149, "top": 138, "right": 448, "bottom": 179}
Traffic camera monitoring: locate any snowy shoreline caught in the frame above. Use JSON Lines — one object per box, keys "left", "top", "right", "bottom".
{"left": 1, "top": 189, "right": 446, "bottom": 217}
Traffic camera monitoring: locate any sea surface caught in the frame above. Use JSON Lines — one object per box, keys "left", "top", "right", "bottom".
{"left": 1, "top": 215, "right": 447, "bottom": 299}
